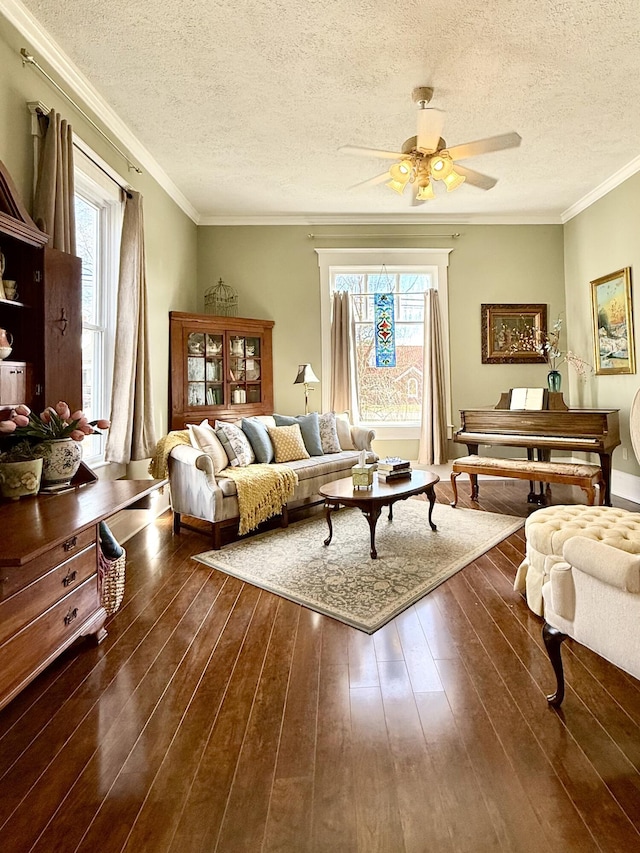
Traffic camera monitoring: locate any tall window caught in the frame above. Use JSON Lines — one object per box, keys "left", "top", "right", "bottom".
{"left": 317, "top": 248, "right": 452, "bottom": 439}
{"left": 74, "top": 147, "right": 123, "bottom": 464}
{"left": 333, "top": 270, "right": 431, "bottom": 424}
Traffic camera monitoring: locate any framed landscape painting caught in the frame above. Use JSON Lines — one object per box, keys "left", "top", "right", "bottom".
{"left": 481, "top": 303, "right": 547, "bottom": 364}
{"left": 590, "top": 268, "right": 635, "bottom": 375}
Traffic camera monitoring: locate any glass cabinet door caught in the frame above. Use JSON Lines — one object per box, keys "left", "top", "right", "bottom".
{"left": 228, "top": 334, "right": 263, "bottom": 405}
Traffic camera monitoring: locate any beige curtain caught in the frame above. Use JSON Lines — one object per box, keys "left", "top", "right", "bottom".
{"left": 33, "top": 109, "right": 76, "bottom": 253}
{"left": 330, "top": 291, "right": 359, "bottom": 420}
{"left": 418, "top": 289, "right": 448, "bottom": 465}
{"left": 105, "top": 191, "right": 157, "bottom": 463}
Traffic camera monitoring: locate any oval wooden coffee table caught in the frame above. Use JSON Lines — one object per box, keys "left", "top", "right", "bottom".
{"left": 318, "top": 470, "right": 440, "bottom": 559}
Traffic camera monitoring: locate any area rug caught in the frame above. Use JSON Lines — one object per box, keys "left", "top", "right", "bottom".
{"left": 194, "top": 503, "right": 523, "bottom": 633}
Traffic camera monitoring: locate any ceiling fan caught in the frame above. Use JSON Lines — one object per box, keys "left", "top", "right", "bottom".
{"left": 339, "top": 87, "right": 521, "bottom": 203}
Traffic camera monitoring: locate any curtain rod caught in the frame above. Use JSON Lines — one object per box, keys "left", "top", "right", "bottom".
{"left": 21, "top": 48, "right": 142, "bottom": 175}
{"left": 307, "top": 232, "right": 461, "bottom": 239}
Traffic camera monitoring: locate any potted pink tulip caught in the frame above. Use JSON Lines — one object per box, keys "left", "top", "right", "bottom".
{"left": 0, "top": 402, "right": 110, "bottom": 490}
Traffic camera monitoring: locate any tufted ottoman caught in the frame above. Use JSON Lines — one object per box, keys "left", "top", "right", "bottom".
{"left": 514, "top": 504, "right": 640, "bottom": 615}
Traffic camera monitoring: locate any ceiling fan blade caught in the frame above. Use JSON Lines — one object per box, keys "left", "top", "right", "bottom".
{"left": 348, "top": 171, "right": 391, "bottom": 191}
{"left": 416, "top": 109, "right": 445, "bottom": 152}
{"left": 338, "top": 145, "right": 404, "bottom": 160}
{"left": 454, "top": 164, "right": 498, "bottom": 190}
{"left": 447, "top": 132, "right": 522, "bottom": 162}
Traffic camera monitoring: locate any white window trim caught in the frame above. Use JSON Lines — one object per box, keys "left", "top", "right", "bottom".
{"left": 74, "top": 145, "right": 124, "bottom": 466}
{"left": 316, "top": 248, "right": 454, "bottom": 441}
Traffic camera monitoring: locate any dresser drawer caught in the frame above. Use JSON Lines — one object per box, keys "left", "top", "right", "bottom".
{"left": 0, "top": 545, "right": 97, "bottom": 646}
{"left": 0, "top": 576, "right": 101, "bottom": 704}
{"left": 0, "top": 526, "right": 96, "bottom": 602}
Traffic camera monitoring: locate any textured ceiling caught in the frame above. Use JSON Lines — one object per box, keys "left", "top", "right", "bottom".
{"left": 17, "top": 0, "right": 640, "bottom": 220}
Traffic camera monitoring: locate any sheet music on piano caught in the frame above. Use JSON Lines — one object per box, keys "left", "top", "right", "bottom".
{"left": 510, "top": 387, "right": 545, "bottom": 411}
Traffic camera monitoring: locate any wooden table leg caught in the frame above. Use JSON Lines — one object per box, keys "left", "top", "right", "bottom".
{"left": 363, "top": 506, "right": 382, "bottom": 559}
{"left": 323, "top": 500, "right": 335, "bottom": 546}
{"left": 426, "top": 486, "right": 437, "bottom": 531}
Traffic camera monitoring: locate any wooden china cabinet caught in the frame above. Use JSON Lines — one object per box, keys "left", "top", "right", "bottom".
{"left": 0, "top": 160, "right": 81, "bottom": 412}
{"left": 169, "top": 311, "right": 274, "bottom": 430}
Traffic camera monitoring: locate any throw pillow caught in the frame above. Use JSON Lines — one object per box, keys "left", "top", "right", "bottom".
{"left": 214, "top": 420, "right": 255, "bottom": 467}
{"left": 318, "top": 412, "right": 342, "bottom": 454}
{"left": 334, "top": 412, "right": 356, "bottom": 450}
{"left": 241, "top": 417, "right": 274, "bottom": 464}
{"left": 273, "top": 412, "right": 323, "bottom": 456}
{"left": 187, "top": 420, "right": 229, "bottom": 474}
{"left": 267, "top": 424, "right": 310, "bottom": 463}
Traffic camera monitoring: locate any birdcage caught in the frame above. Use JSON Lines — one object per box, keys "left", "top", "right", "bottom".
{"left": 204, "top": 278, "right": 238, "bottom": 316}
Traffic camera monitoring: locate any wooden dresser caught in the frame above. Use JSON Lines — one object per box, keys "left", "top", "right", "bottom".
{"left": 0, "top": 479, "right": 163, "bottom": 711}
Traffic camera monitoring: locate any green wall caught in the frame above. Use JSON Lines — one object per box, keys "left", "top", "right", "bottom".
{"left": 198, "top": 223, "right": 565, "bottom": 459}
{"left": 0, "top": 17, "right": 197, "bottom": 460}
{"left": 564, "top": 172, "right": 640, "bottom": 481}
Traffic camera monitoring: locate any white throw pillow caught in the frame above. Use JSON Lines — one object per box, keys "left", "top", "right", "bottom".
{"left": 318, "top": 412, "right": 342, "bottom": 454}
{"left": 215, "top": 420, "right": 255, "bottom": 467}
{"left": 334, "top": 412, "right": 356, "bottom": 450}
{"left": 187, "top": 420, "right": 229, "bottom": 474}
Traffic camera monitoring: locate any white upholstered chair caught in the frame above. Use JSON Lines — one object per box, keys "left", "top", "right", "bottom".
{"left": 534, "top": 388, "right": 640, "bottom": 705}
{"left": 541, "top": 533, "right": 640, "bottom": 705}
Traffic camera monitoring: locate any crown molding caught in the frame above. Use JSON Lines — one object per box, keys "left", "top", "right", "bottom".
{"left": 198, "top": 212, "right": 562, "bottom": 226}
{"left": 561, "top": 154, "right": 640, "bottom": 223}
{"left": 1, "top": 0, "right": 199, "bottom": 224}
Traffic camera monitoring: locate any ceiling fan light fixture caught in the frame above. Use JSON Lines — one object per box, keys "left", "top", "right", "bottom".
{"left": 389, "top": 160, "right": 412, "bottom": 182}
{"left": 416, "top": 181, "right": 435, "bottom": 200}
{"left": 429, "top": 153, "right": 453, "bottom": 180}
{"left": 386, "top": 178, "right": 408, "bottom": 195}
{"left": 443, "top": 169, "right": 466, "bottom": 192}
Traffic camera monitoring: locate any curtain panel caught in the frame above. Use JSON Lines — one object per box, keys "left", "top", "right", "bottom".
{"left": 33, "top": 109, "right": 76, "bottom": 253}
{"left": 105, "top": 191, "right": 157, "bottom": 464}
{"left": 330, "top": 291, "right": 359, "bottom": 421}
{"left": 418, "top": 289, "right": 448, "bottom": 465}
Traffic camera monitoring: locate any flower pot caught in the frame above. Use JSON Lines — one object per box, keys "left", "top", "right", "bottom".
{"left": 547, "top": 370, "right": 562, "bottom": 392}
{"left": 37, "top": 438, "right": 82, "bottom": 487}
{"left": 0, "top": 457, "right": 42, "bottom": 500}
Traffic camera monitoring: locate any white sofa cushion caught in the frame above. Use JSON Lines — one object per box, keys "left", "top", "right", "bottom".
{"left": 334, "top": 412, "right": 356, "bottom": 450}
{"left": 187, "top": 420, "right": 228, "bottom": 475}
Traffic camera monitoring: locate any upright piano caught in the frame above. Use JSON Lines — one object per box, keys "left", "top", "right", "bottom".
{"left": 455, "top": 391, "right": 620, "bottom": 505}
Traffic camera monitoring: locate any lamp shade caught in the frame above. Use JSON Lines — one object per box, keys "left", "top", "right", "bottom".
{"left": 294, "top": 363, "right": 320, "bottom": 384}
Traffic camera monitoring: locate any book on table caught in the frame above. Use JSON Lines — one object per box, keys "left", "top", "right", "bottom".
{"left": 377, "top": 458, "right": 411, "bottom": 472}
{"left": 378, "top": 468, "right": 412, "bottom": 481}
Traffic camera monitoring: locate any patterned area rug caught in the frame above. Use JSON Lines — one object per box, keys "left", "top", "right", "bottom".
{"left": 194, "top": 502, "right": 523, "bottom": 633}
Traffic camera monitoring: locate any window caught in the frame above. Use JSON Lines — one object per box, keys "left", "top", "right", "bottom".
{"left": 74, "top": 146, "right": 123, "bottom": 464}
{"left": 317, "top": 249, "right": 452, "bottom": 439}
{"left": 333, "top": 269, "right": 431, "bottom": 424}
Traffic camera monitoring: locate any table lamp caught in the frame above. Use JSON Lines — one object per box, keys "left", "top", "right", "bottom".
{"left": 293, "top": 363, "right": 320, "bottom": 414}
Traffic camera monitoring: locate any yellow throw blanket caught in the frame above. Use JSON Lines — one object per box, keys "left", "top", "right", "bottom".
{"left": 148, "top": 430, "right": 190, "bottom": 479}
{"left": 223, "top": 464, "right": 298, "bottom": 535}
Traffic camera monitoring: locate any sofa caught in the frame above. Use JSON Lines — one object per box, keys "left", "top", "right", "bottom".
{"left": 168, "top": 413, "right": 376, "bottom": 549}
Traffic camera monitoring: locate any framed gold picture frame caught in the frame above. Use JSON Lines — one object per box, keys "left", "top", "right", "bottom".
{"left": 590, "top": 268, "right": 635, "bottom": 375}
{"left": 481, "top": 303, "right": 547, "bottom": 364}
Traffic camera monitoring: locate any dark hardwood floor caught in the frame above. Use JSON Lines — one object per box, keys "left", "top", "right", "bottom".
{"left": 2, "top": 479, "right": 640, "bottom": 852}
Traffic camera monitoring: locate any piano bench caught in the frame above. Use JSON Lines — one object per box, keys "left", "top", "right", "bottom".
{"left": 450, "top": 455, "right": 605, "bottom": 508}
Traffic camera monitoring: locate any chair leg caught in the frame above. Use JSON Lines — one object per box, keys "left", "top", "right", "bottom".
{"left": 173, "top": 512, "right": 181, "bottom": 534}
{"left": 542, "top": 622, "right": 568, "bottom": 706}
{"left": 450, "top": 472, "right": 460, "bottom": 507}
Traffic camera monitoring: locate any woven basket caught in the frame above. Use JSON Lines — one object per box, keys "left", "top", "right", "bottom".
{"left": 98, "top": 547, "right": 127, "bottom": 616}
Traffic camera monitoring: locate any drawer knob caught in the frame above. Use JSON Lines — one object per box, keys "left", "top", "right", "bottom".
{"left": 63, "top": 536, "right": 78, "bottom": 552}
{"left": 62, "top": 570, "right": 77, "bottom": 587}
{"left": 64, "top": 607, "right": 78, "bottom": 626}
